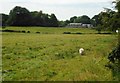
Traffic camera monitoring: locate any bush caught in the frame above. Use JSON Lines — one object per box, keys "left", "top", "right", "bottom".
{"left": 27, "top": 31, "right": 30, "bottom": 33}
{"left": 107, "top": 44, "right": 120, "bottom": 81}
{"left": 75, "top": 32, "right": 82, "bottom": 34}
{"left": 22, "top": 30, "right": 26, "bottom": 33}
{"left": 108, "top": 45, "right": 120, "bottom": 63}
{"left": 63, "top": 32, "right": 71, "bottom": 34}
{"left": 36, "top": 32, "right": 40, "bottom": 34}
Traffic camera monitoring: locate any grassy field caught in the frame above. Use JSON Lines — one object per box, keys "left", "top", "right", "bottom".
{"left": 1, "top": 27, "right": 118, "bottom": 81}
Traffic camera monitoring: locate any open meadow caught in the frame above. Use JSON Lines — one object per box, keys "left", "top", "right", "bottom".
{"left": 1, "top": 27, "right": 118, "bottom": 81}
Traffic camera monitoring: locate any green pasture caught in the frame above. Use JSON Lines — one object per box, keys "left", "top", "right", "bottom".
{"left": 1, "top": 27, "right": 118, "bottom": 81}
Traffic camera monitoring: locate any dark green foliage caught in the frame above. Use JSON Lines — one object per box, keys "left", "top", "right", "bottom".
{"left": 31, "top": 11, "right": 43, "bottom": 26}
{"left": 21, "top": 30, "right": 26, "bottom": 33}
{"left": 1, "top": 30, "right": 21, "bottom": 33}
{"left": 59, "top": 20, "right": 67, "bottom": 27}
{"left": 75, "top": 32, "right": 82, "bottom": 34}
{"left": 107, "top": 44, "right": 120, "bottom": 81}
{"left": 31, "top": 11, "right": 58, "bottom": 27}
{"left": 115, "top": 0, "right": 120, "bottom": 13}
{"left": 69, "top": 15, "right": 91, "bottom": 24}
{"left": 94, "top": 1, "right": 120, "bottom": 31}
{"left": 109, "top": 13, "right": 120, "bottom": 31}
{"left": 64, "top": 20, "right": 70, "bottom": 26}
{"left": 7, "top": 6, "right": 32, "bottom": 26}
{"left": 42, "top": 14, "right": 51, "bottom": 27}
{"left": 0, "top": 13, "right": 8, "bottom": 27}
{"left": 63, "top": 32, "right": 71, "bottom": 34}
{"left": 108, "top": 32, "right": 120, "bottom": 64}
{"left": 92, "top": 15, "right": 101, "bottom": 27}
{"left": 49, "top": 14, "right": 58, "bottom": 27}
{"left": 27, "top": 31, "right": 30, "bottom": 33}
{"left": 77, "top": 15, "right": 91, "bottom": 24}
{"left": 60, "top": 15, "right": 92, "bottom": 27}
{"left": 36, "top": 32, "right": 40, "bottom": 34}
{"left": 107, "top": 33, "right": 120, "bottom": 81}
{"left": 108, "top": 45, "right": 120, "bottom": 63}
{"left": 96, "top": 25, "right": 102, "bottom": 34}
{"left": 3, "top": 6, "right": 59, "bottom": 27}
{"left": 70, "top": 16, "right": 77, "bottom": 23}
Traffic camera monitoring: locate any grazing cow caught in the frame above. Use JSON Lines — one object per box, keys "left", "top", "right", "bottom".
{"left": 79, "top": 48, "right": 84, "bottom": 55}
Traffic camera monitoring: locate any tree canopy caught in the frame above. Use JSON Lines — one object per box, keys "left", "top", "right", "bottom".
{"left": 0, "top": 14, "right": 8, "bottom": 27}
{"left": 4, "top": 6, "right": 59, "bottom": 27}
{"left": 69, "top": 15, "right": 91, "bottom": 24}
{"left": 7, "top": 6, "right": 32, "bottom": 26}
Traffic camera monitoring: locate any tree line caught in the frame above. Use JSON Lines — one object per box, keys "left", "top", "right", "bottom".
{"left": 0, "top": 6, "right": 96, "bottom": 27}
{"left": 1, "top": 6, "right": 59, "bottom": 27}
{"left": 0, "top": 0, "right": 120, "bottom": 31}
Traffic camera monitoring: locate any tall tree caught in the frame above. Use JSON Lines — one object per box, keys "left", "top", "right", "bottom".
{"left": 104, "top": 0, "right": 120, "bottom": 31}
{"left": 42, "top": 14, "right": 50, "bottom": 27}
{"left": 70, "top": 16, "right": 77, "bottom": 23}
{"left": 34, "top": 11, "right": 43, "bottom": 26}
{"left": 92, "top": 15, "right": 101, "bottom": 27}
{"left": 0, "top": 14, "right": 8, "bottom": 27}
{"left": 74, "top": 15, "right": 91, "bottom": 24}
{"left": 7, "top": 6, "right": 32, "bottom": 26}
{"left": 80, "top": 15, "right": 91, "bottom": 24}
{"left": 114, "top": 0, "right": 120, "bottom": 12}
{"left": 30, "top": 11, "right": 39, "bottom": 26}
{"left": 49, "top": 14, "right": 58, "bottom": 27}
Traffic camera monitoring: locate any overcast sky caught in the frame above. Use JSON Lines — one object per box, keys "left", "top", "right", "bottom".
{"left": 0, "top": 0, "right": 114, "bottom": 20}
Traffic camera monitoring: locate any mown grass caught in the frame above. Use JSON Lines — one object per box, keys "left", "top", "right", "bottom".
{"left": 2, "top": 27, "right": 118, "bottom": 81}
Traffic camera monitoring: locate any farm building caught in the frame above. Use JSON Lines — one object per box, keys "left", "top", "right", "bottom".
{"left": 67, "top": 23, "right": 93, "bottom": 28}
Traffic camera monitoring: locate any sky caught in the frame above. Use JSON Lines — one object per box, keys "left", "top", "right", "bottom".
{"left": 0, "top": 0, "right": 114, "bottom": 20}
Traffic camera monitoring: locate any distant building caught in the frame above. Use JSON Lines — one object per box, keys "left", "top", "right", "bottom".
{"left": 67, "top": 23, "right": 93, "bottom": 28}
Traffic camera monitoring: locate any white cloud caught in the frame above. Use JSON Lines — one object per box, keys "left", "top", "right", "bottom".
{"left": 29, "top": 0, "right": 113, "bottom": 4}
{"left": 1, "top": 0, "right": 113, "bottom": 4}
{"left": 0, "top": 0, "right": 29, "bottom": 2}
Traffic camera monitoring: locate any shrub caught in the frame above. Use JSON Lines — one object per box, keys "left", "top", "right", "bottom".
{"left": 36, "top": 32, "right": 40, "bottom": 34}
{"left": 22, "top": 30, "right": 26, "bottom": 33}
{"left": 106, "top": 44, "right": 120, "bottom": 80}
{"left": 108, "top": 45, "right": 120, "bottom": 63}
{"left": 63, "top": 32, "right": 71, "bottom": 34}
{"left": 75, "top": 32, "right": 82, "bottom": 34}
{"left": 27, "top": 31, "right": 30, "bottom": 33}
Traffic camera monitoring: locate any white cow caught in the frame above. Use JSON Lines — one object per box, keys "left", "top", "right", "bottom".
{"left": 79, "top": 48, "right": 84, "bottom": 55}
